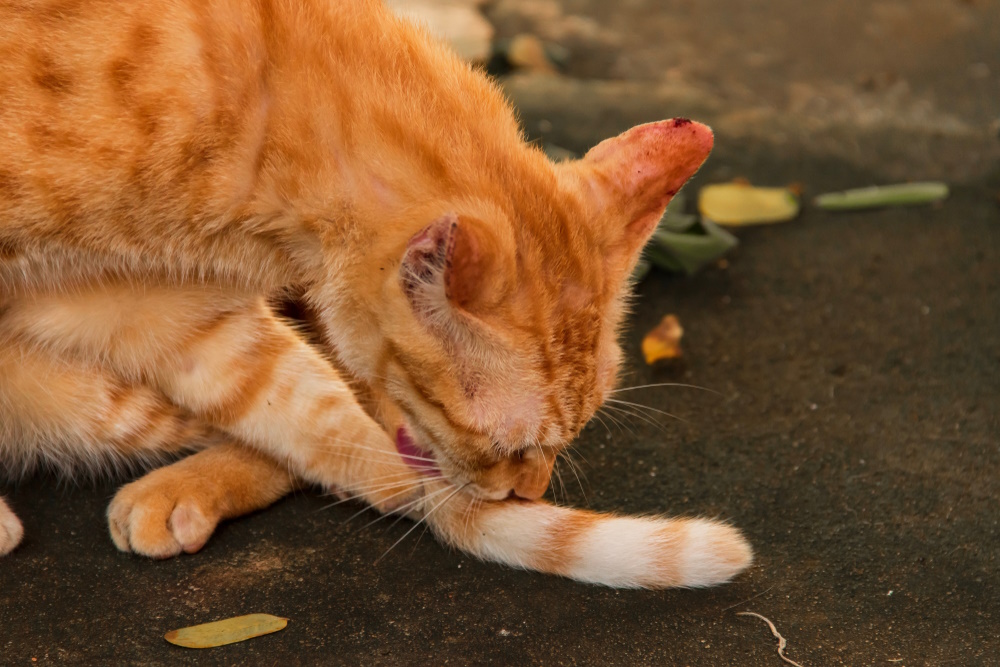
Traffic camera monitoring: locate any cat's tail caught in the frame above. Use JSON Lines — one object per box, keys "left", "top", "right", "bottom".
{"left": 422, "top": 483, "right": 753, "bottom": 589}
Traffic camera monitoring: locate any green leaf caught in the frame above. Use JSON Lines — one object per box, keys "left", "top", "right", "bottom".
{"left": 658, "top": 192, "right": 699, "bottom": 232}
{"left": 632, "top": 190, "right": 739, "bottom": 279}
{"left": 814, "top": 182, "right": 949, "bottom": 210}
{"left": 649, "top": 220, "right": 738, "bottom": 275}
{"left": 698, "top": 183, "right": 800, "bottom": 226}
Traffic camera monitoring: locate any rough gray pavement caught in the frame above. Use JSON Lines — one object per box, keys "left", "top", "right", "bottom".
{"left": 2, "top": 1, "right": 999, "bottom": 665}
{"left": 491, "top": 0, "right": 1000, "bottom": 183}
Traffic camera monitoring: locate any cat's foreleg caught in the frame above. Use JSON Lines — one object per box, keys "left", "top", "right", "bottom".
{"left": 107, "top": 441, "right": 295, "bottom": 558}
{"left": 0, "top": 330, "right": 226, "bottom": 557}
{"left": 148, "top": 299, "right": 425, "bottom": 514}
{"left": 0, "top": 299, "right": 298, "bottom": 558}
{"left": 0, "top": 496, "right": 24, "bottom": 557}
{"left": 4, "top": 287, "right": 422, "bottom": 523}
{"left": 0, "top": 322, "right": 299, "bottom": 558}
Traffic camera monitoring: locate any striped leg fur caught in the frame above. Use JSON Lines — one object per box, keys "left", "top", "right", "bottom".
{"left": 0, "top": 332, "right": 211, "bottom": 477}
{"left": 146, "top": 297, "right": 425, "bottom": 514}
{"left": 3, "top": 286, "right": 424, "bottom": 556}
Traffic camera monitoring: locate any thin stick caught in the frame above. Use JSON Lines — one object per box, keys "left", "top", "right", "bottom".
{"left": 722, "top": 585, "right": 775, "bottom": 612}
{"left": 736, "top": 612, "right": 804, "bottom": 667}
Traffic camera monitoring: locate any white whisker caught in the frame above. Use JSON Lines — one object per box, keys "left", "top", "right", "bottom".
{"left": 316, "top": 476, "right": 426, "bottom": 512}
{"left": 310, "top": 441, "right": 437, "bottom": 463}
{"left": 591, "top": 412, "right": 613, "bottom": 437}
{"left": 611, "top": 382, "right": 721, "bottom": 396}
{"left": 357, "top": 483, "right": 451, "bottom": 532}
{"left": 341, "top": 481, "right": 433, "bottom": 523}
{"left": 606, "top": 398, "right": 687, "bottom": 424}
{"left": 558, "top": 450, "right": 589, "bottom": 506}
{"left": 318, "top": 469, "right": 421, "bottom": 492}
{"left": 602, "top": 403, "right": 669, "bottom": 433}
{"left": 597, "top": 407, "right": 636, "bottom": 435}
{"left": 375, "top": 483, "right": 467, "bottom": 563}
{"left": 551, "top": 462, "right": 567, "bottom": 505}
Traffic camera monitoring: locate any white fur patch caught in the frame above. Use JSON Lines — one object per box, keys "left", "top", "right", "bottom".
{"left": 474, "top": 503, "right": 559, "bottom": 569}
{"left": 571, "top": 517, "right": 666, "bottom": 587}
{"left": 676, "top": 519, "right": 754, "bottom": 587}
{"left": 0, "top": 497, "right": 24, "bottom": 557}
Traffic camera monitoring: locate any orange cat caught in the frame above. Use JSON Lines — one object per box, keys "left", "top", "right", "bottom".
{"left": 0, "top": 0, "right": 751, "bottom": 587}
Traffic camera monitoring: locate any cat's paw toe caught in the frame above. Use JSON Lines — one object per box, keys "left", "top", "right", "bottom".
{"left": 168, "top": 503, "right": 214, "bottom": 554}
{"left": 0, "top": 505, "right": 24, "bottom": 557}
{"left": 108, "top": 481, "right": 219, "bottom": 559}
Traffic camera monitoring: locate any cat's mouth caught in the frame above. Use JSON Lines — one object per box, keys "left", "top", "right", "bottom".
{"left": 394, "top": 427, "right": 441, "bottom": 477}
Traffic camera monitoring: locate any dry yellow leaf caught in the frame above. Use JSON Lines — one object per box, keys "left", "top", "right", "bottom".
{"left": 165, "top": 614, "right": 288, "bottom": 649}
{"left": 642, "top": 315, "right": 684, "bottom": 364}
{"left": 698, "top": 182, "right": 800, "bottom": 226}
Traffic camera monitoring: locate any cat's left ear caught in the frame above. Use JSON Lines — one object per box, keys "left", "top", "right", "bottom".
{"left": 400, "top": 212, "right": 515, "bottom": 325}
{"left": 563, "top": 119, "right": 713, "bottom": 261}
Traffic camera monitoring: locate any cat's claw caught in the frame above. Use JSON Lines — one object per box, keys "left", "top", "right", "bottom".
{"left": 0, "top": 500, "right": 24, "bottom": 557}
{"left": 107, "top": 480, "right": 219, "bottom": 559}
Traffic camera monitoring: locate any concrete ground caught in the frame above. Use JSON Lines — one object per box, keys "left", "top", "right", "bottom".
{"left": 2, "top": 1, "right": 999, "bottom": 665}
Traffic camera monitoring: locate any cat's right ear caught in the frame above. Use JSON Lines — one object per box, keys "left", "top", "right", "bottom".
{"left": 400, "top": 213, "right": 514, "bottom": 327}
{"left": 561, "top": 119, "right": 714, "bottom": 264}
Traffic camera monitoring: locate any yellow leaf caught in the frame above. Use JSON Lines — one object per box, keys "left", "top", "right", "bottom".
{"left": 165, "top": 614, "right": 288, "bottom": 649}
{"left": 642, "top": 315, "right": 684, "bottom": 364}
{"left": 698, "top": 182, "right": 800, "bottom": 226}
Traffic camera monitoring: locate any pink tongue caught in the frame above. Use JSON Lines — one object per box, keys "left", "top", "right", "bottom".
{"left": 395, "top": 428, "right": 440, "bottom": 476}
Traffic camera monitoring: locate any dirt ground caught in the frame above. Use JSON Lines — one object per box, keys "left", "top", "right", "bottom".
{"left": 2, "top": 1, "right": 999, "bottom": 665}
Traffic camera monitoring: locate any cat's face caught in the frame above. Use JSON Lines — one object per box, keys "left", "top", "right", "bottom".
{"left": 343, "top": 119, "right": 713, "bottom": 501}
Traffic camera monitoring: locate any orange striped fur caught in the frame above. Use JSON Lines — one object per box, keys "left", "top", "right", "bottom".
{"left": 0, "top": 0, "right": 751, "bottom": 587}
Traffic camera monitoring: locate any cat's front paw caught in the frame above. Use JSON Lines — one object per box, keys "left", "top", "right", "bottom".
{"left": 107, "top": 474, "right": 219, "bottom": 559}
{"left": 0, "top": 500, "right": 24, "bottom": 557}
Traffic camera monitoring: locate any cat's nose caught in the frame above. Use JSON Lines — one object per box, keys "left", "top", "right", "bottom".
{"left": 511, "top": 475, "right": 550, "bottom": 500}
{"left": 511, "top": 452, "right": 555, "bottom": 500}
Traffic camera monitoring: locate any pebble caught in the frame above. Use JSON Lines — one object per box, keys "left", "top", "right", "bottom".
{"left": 507, "top": 34, "right": 556, "bottom": 73}
{"left": 386, "top": 0, "right": 494, "bottom": 62}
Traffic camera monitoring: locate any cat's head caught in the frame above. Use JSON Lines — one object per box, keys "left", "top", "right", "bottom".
{"left": 322, "top": 119, "right": 713, "bottom": 501}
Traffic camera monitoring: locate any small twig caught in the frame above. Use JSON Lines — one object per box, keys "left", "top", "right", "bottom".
{"left": 737, "top": 611, "right": 804, "bottom": 667}
{"left": 722, "top": 585, "right": 775, "bottom": 612}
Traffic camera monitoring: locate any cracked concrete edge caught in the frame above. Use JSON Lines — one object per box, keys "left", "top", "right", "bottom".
{"left": 502, "top": 73, "right": 1000, "bottom": 184}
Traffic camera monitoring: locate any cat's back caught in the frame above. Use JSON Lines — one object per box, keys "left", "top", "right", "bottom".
{"left": 0, "top": 0, "right": 279, "bottom": 226}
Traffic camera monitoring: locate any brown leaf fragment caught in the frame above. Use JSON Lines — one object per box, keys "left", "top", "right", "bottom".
{"left": 164, "top": 613, "right": 288, "bottom": 649}
{"left": 642, "top": 315, "right": 684, "bottom": 364}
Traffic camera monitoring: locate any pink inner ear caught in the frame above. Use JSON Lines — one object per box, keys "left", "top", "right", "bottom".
{"left": 401, "top": 213, "right": 458, "bottom": 289}
{"left": 400, "top": 212, "right": 510, "bottom": 321}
